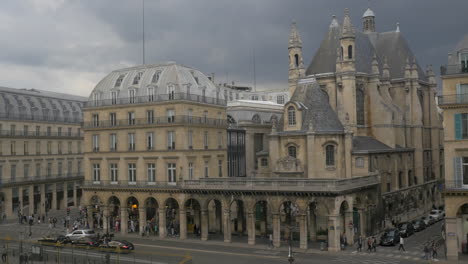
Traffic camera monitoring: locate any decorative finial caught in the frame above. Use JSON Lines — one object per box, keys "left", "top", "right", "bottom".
{"left": 396, "top": 22, "right": 400, "bottom": 33}
{"left": 344, "top": 8, "right": 349, "bottom": 16}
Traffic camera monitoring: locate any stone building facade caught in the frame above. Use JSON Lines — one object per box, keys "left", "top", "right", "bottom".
{"left": 439, "top": 34, "right": 468, "bottom": 260}
{"left": 0, "top": 87, "right": 86, "bottom": 220}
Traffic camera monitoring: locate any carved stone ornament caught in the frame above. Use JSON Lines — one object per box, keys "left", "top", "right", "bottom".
{"left": 276, "top": 156, "right": 303, "bottom": 172}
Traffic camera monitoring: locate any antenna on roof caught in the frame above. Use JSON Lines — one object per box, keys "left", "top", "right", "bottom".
{"left": 142, "top": 0, "right": 146, "bottom": 65}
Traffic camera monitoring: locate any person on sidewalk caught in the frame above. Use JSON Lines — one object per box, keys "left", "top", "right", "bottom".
{"left": 372, "top": 237, "right": 377, "bottom": 252}
{"left": 357, "top": 235, "right": 363, "bottom": 252}
{"left": 268, "top": 234, "right": 274, "bottom": 249}
{"left": 1, "top": 245, "right": 7, "bottom": 263}
{"left": 431, "top": 241, "right": 438, "bottom": 259}
{"left": 398, "top": 236, "right": 405, "bottom": 251}
{"left": 366, "top": 237, "right": 372, "bottom": 252}
{"left": 423, "top": 244, "right": 430, "bottom": 260}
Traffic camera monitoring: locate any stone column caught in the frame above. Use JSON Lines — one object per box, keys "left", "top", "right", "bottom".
{"left": 120, "top": 208, "right": 128, "bottom": 234}
{"left": 201, "top": 209, "right": 208, "bottom": 241}
{"left": 272, "top": 213, "right": 280, "bottom": 248}
{"left": 62, "top": 183, "right": 68, "bottom": 209}
{"left": 299, "top": 214, "right": 308, "bottom": 249}
{"left": 247, "top": 211, "right": 255, "bottom": 245}
{"left": 446, "top": 217, "right": 458, "bottom": 260}
{"left": 359, "top": 208, "right": 367, "bottom": 237}
{"left": 40, "top": 185, "right": 46, "bottom": 216}
{"left": 223, "top": 209, "right": 231, "bottom": 243}
{"left": 158, "top": 208, "right": 166, "bottom": 238}
{"left": 51, "top": 184, "right": 57, "bottom": 210}
{"left": 308, "top": 212, "right": 317, "bottom": 242}
{"left": 86, "top": 205, "right": 94, "bottom": 228}
{"left": 327, "top": 215, "right": 341, "bottom": 252}
{"left": 72, "top": 183, "right": 77, "bottom": 207}
{"left": 102, "top": 206, "right": 109, "bottom": 234}
{"left": 18, "top": 187, "right": 24, "bottom": 214}
{"left": 3, "top": 188, "right": 13, "bottom": 219}
{"left": 28, "top": 185, "right": 34, "bottom": 215}
{"left": 179, "top": 209, "right": 187, "bottom": 240}
{"left": 345, "top": 211, "right": 354, "bottom": 246}
{"left": 139, "top": 208, "right": 146, "bottom": 236}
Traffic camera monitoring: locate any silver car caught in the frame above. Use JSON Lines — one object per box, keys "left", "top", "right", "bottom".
{"left": 65, "top": 229, "right": 96, "bottom": 241}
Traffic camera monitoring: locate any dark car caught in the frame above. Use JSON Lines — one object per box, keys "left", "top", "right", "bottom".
{"left": 380, "top": 229, "right": 401, "bottom": 246}
{"left": 412, "top": 219, "right": 426, "bottom": 232}
{"left": 71, "top": 237, "right": 100, "bottom": 247}
{"left": 38, "top": 235, "right": 71, "bottom": 246}
{"left": 398, "top": 222, "right": 415, "bottom": 237}
{"left": 99, "top": 240, "right": 134, "bottom": 254}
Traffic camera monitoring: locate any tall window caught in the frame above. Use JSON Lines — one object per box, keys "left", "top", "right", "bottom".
{"left": 57, "top": 141, "right": 62, "bottom": 154}
{"left": 92, "top": 135, "right": 99, "bottom": 152}
{"left": 204, "top": 131, "right": 208, "bottom": 149}
{"left": 35, "top": 141, "right": 40, "bottom": 155}
{"left": 93, "top": 164, "right": 100, "bottom": 182}
{"left": 288, "top": 106, "right": 296, "bottom": 126}
{"left": 128, "top": 163, "right": 136, "bottom": 184}
{"left": 188, "top": 162, "right": 194, "bottom": 179}
{"left": 23, "top": 125, "right": 28, "bottom": 136}
{"left": 203, "top": 111, "right": 208, "bottom": 123}
{"left": 218, "top": 160, "right": 223, "bottom": 177}
{"left": 152, "top": 71, "right": 161, "bottom": 83}
{"left": 47, "top": 141, "right": 52, "bottom": 154}
{"left": 168, "top": 85, "right": 175, "bottom": 100}
{"left": 188, "top": 130, "right": 193, "bottom": 149}
{"left": 24, "top": 141, "right": 29, "bottom": 155}
{"left": 110, "top": 163, "right": 118, "bottom": 183}
{"left": 24, "top": 164, "right": 29, "bottom": 179}
{"left": 294, "top": 54, "right": 299, "bottom": 67}
{"left": 277, "top": 95, "right": 285, "bottom": 104}
{"left": 128, "top": 112, "right": 135, "bottom": 125}
{"left": 58, "top": 162, "right": 62, "bottom": 176}
{"left": 204, "top": 161, "right": 209, "bottom": 178}
{"left": 167, "top": 163, "right": 176, "bottom": 184}
{"left": 128, "top": 133, "right": 135, "bottom": 151}
{"left": 67, "top": 161, "right": 72, "bottom": 176}
{"left": 356, "top": 89, "right": 365, "bottom": 126}
{"left": 147, "top": 110, "right": 154, "bottom": 124}
{"left": 348, "top": 45, "right": 353, "bottom": 59}
{"left": 92, "top": 114, "right": 99, "bottom": 127}
{"left": 147, "top": 163, "right": 156, "bottom": 183}
{"left": 111, "top": 91, "right": 118, "bottom": 105}
{"left": 10, "top": 164, "right": 16, "bottom": 181}
{"left": 167, "top": 109, "right": 175, "bottom": 123}
{"left": 167, "top": 131, "right": 175, "bottom": 150}
{"left": 46, "top": 163, "right": 52, "bottom": 177}
{"left": 133, "top": 72, "right": 143, "bottom": 85}
{"left": 67, "top": 127, "right": 72, "bottom": 136}
{"left": 35, "top": 164, "right": 40, "bottom": 178}
{"left": 148, "top": 87, "right": 154, "bottom": 102}
{"left": 129, "top": 89, "right": 136, "bottom": 104}
{"left": 35, "top": 126, "right": 40, "bottom": 136}
{"left": 110, "top": 113, "right": 117, "bottom": 126}
{"left": 77, "top": 161, "right": 81, "bottom": 175}
{"left": 325, "top": 145, "right": 335, "bottom": 166}
{"left": 57, "top": 127, "right": 62, "bottom": 136}
{"left": 461, "top": 53, "right": 468, "bottom": 73}
{"left": 288, "top": 146, "right": 297, "bottom": 158}
{"left": 115, "top": 74, "right": 125, "bottom": 87}
{"left": 147, "top": 132, "right": 154, "bottom": 150}
{"left": 110, "top": 133, "right": 117, "bottom": 151}
{"left": 218, "top": 132, "right": 223, "bottom": 148}
{"left": 188, "top": 109, "right": 193, "bottom": 123}
{"left": 46, "top": 126, "right": 51, "bottom": 136}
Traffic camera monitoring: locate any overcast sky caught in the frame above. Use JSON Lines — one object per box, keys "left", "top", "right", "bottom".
{"left": 1, "top": 0, "right": 467, "bottom": 97}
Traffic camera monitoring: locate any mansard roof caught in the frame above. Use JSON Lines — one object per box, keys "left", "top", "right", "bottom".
{"left": 352, "top": 136, "right": 413, "bottom": 153}
{"left": 305, "top": 23, "right": 427, "bottom": 80}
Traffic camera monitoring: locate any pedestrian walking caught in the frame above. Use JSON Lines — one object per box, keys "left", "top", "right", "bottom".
{"left": 432, "top": 241, "right": 438, "bottom": 259}
{"left": 268, "top": 233, "right": 274, "bottom": 248}
{"left": 367, "top": 237, "right": 372, "bottom": 252}
{"left": 423, "top": 244, "right": 430, "bottom": 260}
{"left": 1, "top": 245, "right": 7, "bottom": 263}
{"left": 372, "top": 237, "right": 377, "bottom": 252}
{"left": 357, "top": 236, "right": 363, "bottom": 252}
{"left": 398, "top": 236, "right": 405, "bottom": 251}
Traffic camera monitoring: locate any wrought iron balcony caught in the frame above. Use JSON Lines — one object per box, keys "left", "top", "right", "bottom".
{"left": 440, "top": 64, "right": 468, "bottom": 76}
{"left": 444, "top": 180, "right": 468, "bottom": 192}
{"left": 0, "top": 173, "right": 84, "bottom": 187}
{"left": 83, "top": 115, "right": 226, "bottom": 129}
{"left": 438, "top": 94, "right": 468, "bottom": 106}
{"left": 0, "top": 130, "right": 82, "bottom": 138}
{"left": 84, "top": 93, "right": 227, "bottom": 108}
{"left": 84, "top": 174, "right": 380, "bottom": 193}
{"left": 0, "top": 112, "right": 82, "bottom": 123}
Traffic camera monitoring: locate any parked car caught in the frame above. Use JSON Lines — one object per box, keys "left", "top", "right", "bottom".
{"left": 421, "top": 216, "right": 435, "bottom": 226}
{"left": 38, "top": 235, "right": 71, "bottom": 246}
{"left": 71, "top": 237, "right": 100, "bottom": 247}
{"left": 429, "top": 210, "right": 444, "bottom": 221}
{"left": 65, "top": 229, "right": 96, "bottom": 241}
{"left": 398, "top": 222, "right": 415, "bottom": 237}
{"left": 412, "top": 219, "right": 426, "bottom": 232}
{"left": 99, "top": 240, "right": 135, "bottom": 254}
{"left": 380, "top": 229, "right": 401, "bottom": 246}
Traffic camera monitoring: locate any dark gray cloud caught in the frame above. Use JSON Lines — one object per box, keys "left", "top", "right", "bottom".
{"left": 0, "top": 0, "right": 467, "bottom": 96}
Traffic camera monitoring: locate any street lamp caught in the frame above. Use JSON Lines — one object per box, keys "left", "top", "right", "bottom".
{"left": 288, "top": 231, "right": 294, "bottom": 264}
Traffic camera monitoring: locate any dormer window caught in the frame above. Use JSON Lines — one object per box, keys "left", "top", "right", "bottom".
{"left": 287, "top": 106, "right": 296, "bottom": 126}
{"left": 461, "top": 53, "right": 468, "bottom": 73}
{"left": 93, "top": 93, "right": 100, "bottom": 103}
{"left": 168, "top": 85, "right": 175, "bottom": 100}
{"left": 152, "top": 71, "right": 161, "bottom": 83}
{"left": 133, "top": 72, "right": 143, "bottom": 85}
{"left": 115, "top": 74, "right": 125, "bottom": 87}
{"left": 129, "top": 89, "right": 136, "bottom": 104}
{"left": 148, "top": 87, "right": 154, "bottom": 102}
{"left": 191, "top": 71, "right": 199, "bottom": 85}
{"left": 111, "top": 91, "right": 118, "bottom": 105}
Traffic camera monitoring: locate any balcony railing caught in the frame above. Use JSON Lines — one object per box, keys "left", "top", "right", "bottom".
{"left": 84, "top": 174, "right": 380, "bottom": 193}
{"left": 438, "top": 94, "right": 468, "bottom": 106}
{"left": 0, "top": 173, "right": 84, "bottom": 187}
{"left": 0, "top": 112, "right": 82, "bottom": 123}
{"left": 0, "top": 130, "right": 82, "bottom": 138}
{"left": 441, "top": 64, "right": 468, "bottom": 76}
{"left": 83, "top": 115, "right": 226, "bottom": 129}
{"left": 444, "top": 180, "right": 468, "bottom": 191}
{"left": 84, "top": 93, "right": 227, "bottom": 108}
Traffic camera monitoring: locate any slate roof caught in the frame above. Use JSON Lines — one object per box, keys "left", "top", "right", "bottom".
{"left": 352, "top": 136, "right": 412, "bottom": 153}
{"left": 305, "top": 24, "right": 427, "bottom": 81}
{"left": 279, "top": 80, "right": 344, "bottom": 133}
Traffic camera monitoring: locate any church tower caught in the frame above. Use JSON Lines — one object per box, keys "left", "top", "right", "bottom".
{"left": 362, "top": 7, "right": 375, "bottom": 33}
{"left": 288, "top": 21, "right": 305, "bottom": 96}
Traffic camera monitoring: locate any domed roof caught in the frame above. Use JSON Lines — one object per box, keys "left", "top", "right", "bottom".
{"left": 362, "top": 8, "right": 375, "bottom": 18}
{"left": 88, "top": 62, "right": 222, "bottom": 103}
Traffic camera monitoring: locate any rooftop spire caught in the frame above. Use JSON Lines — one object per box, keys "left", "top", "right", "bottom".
{"left": 329, "top": 15, "right": 339, "bottom": 28}
{"left": 341, "top": 8, "right": 355, "bottom": 38}
{"left": 288, "top": 21, "right": 302, "bottom": 48}
{"left": 396, "top": 22, "right": 400, "bottom": 33}
{"left": 382, "top": 56, "right": 390, "bottom": 79}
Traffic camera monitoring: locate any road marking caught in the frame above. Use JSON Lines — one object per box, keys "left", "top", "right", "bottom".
{"left": 132, "top": 243, "right": 282, "bottom": 259}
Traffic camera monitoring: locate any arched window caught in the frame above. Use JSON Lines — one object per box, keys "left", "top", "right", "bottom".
{"left": 348, "top": 45, "right": 353, "bottom": 59}
{"left": 325, "top": 145, "right": 335, "bottom": 166}
{"left": 152, "top": 71, "right": 161, "bottom": 83}
{"left": 288, "top": 106, "right": 296, "bottom": 126}
{"left": 252, "top": 114, "right": 261, "bottom": 124}
{"left": 356, "top": 88, "right": 365, "bottom": 125}
{"left": 355, "top": 157, "right": 364, "bottom": 168}
{"left": 288, "top": 146, "right": 297, "bottom": 158}
{"left": 294, "top": 54, "right": 299, "bottom": 67}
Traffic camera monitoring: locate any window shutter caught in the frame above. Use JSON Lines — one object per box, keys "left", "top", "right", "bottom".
{"left": 455, "top": 113, "right": 462, "bottom": 140}
{"left": 457, "top": 83, "right": 462, "bottom": 103}
{"left": 454, "top": 157, "right": 462, "bottom": 188}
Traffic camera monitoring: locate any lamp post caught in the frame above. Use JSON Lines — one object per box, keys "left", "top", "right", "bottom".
{"left": 288, "top": 231, "right": 294, "bottom": 264}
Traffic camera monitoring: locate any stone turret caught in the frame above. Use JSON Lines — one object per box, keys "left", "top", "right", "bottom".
{"left": 371, "top": 54, "right": 379, "bottom": 75}
{"left": 362, "top": 7, "right": 376, "bottom": 33}
{"left": 288, "top": 21, "right": 305, "bottom": 96}
{"left": 382, "top": 57, "right": 390, "bottom": 80}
